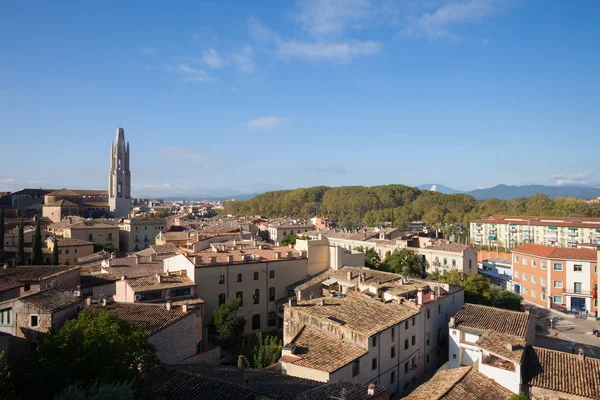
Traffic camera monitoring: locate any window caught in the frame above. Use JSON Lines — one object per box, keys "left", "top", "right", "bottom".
{"left": 574, "top": 264, "right": 583, "bottom": 272}
{"left": 553, "top": 263, "right": 563, "bottom": 271}
{"left": 252, "top": 314, "right": 261, "bottom": 330}
{"left": 443, "top": 258, "right": 447, "bottom": 266}
{"left": 352, "top": 360, "right": 360, "bottom": 377}
{"left": 30, "top": 315, "right": 38, "bottom": 328}
{"left": 427, "top": 309, "right": 431, "bottom": 319}
{"left": 452, "top": 259, "right": 456, "bottom": 267}
{"left": 88, "top": 233, "right": 93, "bottom": 241}
{"left": 237, "top": 273, "right": 242, "bottom": 282}
{"left": 391, "top": 327, "right": 395, "bottom": 342}
{"left": 553, "top": 281, "right": 563, "bottom": 288}
{"left": 372, "top": 358, "right": 377, "bottom": 370}
{"left": 269, "top": 287, "right": 275, "bottom": 302}
{"left": 553, "top": 296, "right": 563, "bottom": 304}
{"left": 541, "top": 261, "right": 546, "bottom": 269}
{"left": 532, "top": 290, "right": 536, "bottom": 298}
{"left": 412, "top": 317, "right": 415, "bottom": 326}
{"left": 541, "top": 278, "right": 546, "bottom": 286}
{"left": 74, "top": 248, "right": 78, "bottom": 254}
{"left": 219, "top": 275, "right": 225, "bottom": 284}
{"left": 514, "top": 271, "right": 520, "bottom": 278}
{"left": 107, "top": 233, "right": 113, "bottom": 241}
{"left": 523, "top": 272, "right": 528, "bottom": 281}
{"left": 253, "top": 289, "right": 260, "bottom": 304}
{"left": 372, "top": 336, "right": 377, "bottom": 347}
{"left": 253, "top": 271, "right": 259, "bottom": 281}
{"left": 391, "top": 346, "right": 396, "bottom": 358}
{"left": 391, "top": 371, "right": 396, "bottom": 384}
{"left": 144, "top": 226, "right": 147, "bottom": 230}
{"left": 515, "top": 256, "right": 519, "bottom": 262}
{"left": 412, "top": 357, "right": 416, "bottom": 368}
{"left": 412, "top": 335, "right": 416, "bottom": 345}
{"left": 523, "top": 287, "right": 528, "bottom": 295}
{"left": 532, "top": 275, "right": 537, "bottom": 283}
{"left": 404, "top": 362, "right": 409, "bottom": 374}
{"left": 0, "top": 308, "right": 11, "bottom": 325}
{"left": 405, "top": 320, "right": 409, "bottom": 329}
{"left": 236, "top": 291, "right": 244, "bottom": 306}
{"left": 523, "top": 258, "right": 528, "bottom": 265}
{"left": 269, "top": 270, "right": 275, "bottom": 279}
{"left": 170, "top": 287, "right": 191, "bottom": 297}
{"left": 24, "top": 284, "right": 30, "bottom": 292}
{"left": 404, "top": 339, "right": 409, "bottom": 350}
{"left": 438, "top": 304, "right": 441, "bottom": 313}
{"left": 218, "top": 293, "right": 226, "bottom": 305}
{"left": 574, "top": 282, "right": 582, "bottom": 293}
{"left": 426, "top": 354, "right": 430, "bottom": 364}
{"left": 139, "top": 291, "right": 161, "bottom": 301}
{"left": 268, "top": 312, "right": 276, "bottom": 327}
{"left": 532, "top": 260, "right": 537, "bottom": 267}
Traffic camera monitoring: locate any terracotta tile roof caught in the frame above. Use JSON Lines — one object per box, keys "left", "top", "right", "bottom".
{"left": 404, "top": 366, "right": 471, "bottom": 399}
{"left": 43, "top": 200, "right": 79, "bottom": 207}
{"left": 161, "top": 231, "right": 190, "bottom": 241}
{"left": 0, "top": 265, "right": 80, "bottom": 282}
{"left": 0, "top": 277, "right": 23, "bottom": 292}
{"left": 126, "top": 273, "right": 194, "bottom": 293}
{"left": 45, "top": 188, "right": 80, "bottom": 197}
{"left": 72, "top": 189, "right": 107, "bottom": 196}
{"left": 524, "top": 346, "right": 600, "bottom": 399}
{"left": 475, "top": 331, "right": 526, "bottom": 363}
{"left": 190, "top": 246, "right": 303, "bottom": 266}
{"left": 286, "top": 325, "right": 367, "bottom": 372}
{"left": 86, "top": 301, "right": 198, "bottom": 336}
{"left": 172, "top": 363, "right": 322, "bottom": 400}
{"left": 55, "top": 237, "right": 93, "bottom": 247}
{"left": 140, "top": 366, "right": 255, "bottom": 400}
{"left": 453, "top": 304, "right": 531, "bottom": 338}
{"left": 513, "top": 244, "right": 597, "bottom": 261}
{"left": 19, "top": 288, "right": 83, "bottom": 312}
{"left": 102, "top": 263, "right": 165, "bottom": 280}
{"left": 134, "top": 243, "right": 179, "bottom": 257}
{"left": 11, "top": 188, "right": 56, "bottom": 196}
{"left": 83, "top": 201, "right": 109, "bottom": 207}
{"left": 424, "top": 240, "right": 471, "bottom": 253}
{"left": 291, "top": 290, "right": 420, "bottom": 337}
{"left": 297, "top": 381, "right": 388, "bottom": 400}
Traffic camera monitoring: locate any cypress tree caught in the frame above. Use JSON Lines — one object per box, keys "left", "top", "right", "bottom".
{"left": 31, "top": 215, "right": 43, "bottom": 265}
{"left": 0, "top": 207, "right": 4, "bottom": 262}
{"left": 52, "top": 239, "right": 60, "bottom": 265}
{"left": 15, "top": 216, "right": 25, "bottom": 266}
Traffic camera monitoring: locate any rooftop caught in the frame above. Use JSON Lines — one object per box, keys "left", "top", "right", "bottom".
{"left": 290, "top": 290, "right": 420, "bottom": 337}
{"left": 524, "top": 346, "right": 600, "bottom": 399}
{"left": 43, "top": 199, "right": 79, "bottom": 207}
{"left": 424, "top": 240, "right": 471, "bottom": 253}
{"left": 284, "top": 325, "right": 367, "bottom": 373}
{"left": 189, "top": 245, "right": 303, "bottom": 266}
{"left": 472, "top": 214, "right": 600, "bottom": 229}
{"left": 18, "top": 288, "right": 83, "bottom": 312}
{"left": 86, "top": 301, "right": 200, "bottom": 336}
{"left": 475, "top": 330, "right": 526, "bottom": 363}
{"left": 0, "top": 265, "right": 80, "bottom": 282}
{"left": 54, "top": 237, "right": 93, "bottom": 247}
{"left": 453, "top": 303, "right": 531, "bottom": 338}
{"left": 513, "top": 244, "right": 597, "bottom": 261}
{"left": 126, "top": 272, "right": 195, "bottom": 292}
{"left": 297, "top": 381, "right": 388, "bottom": 400}
{"left": 0, "top": 277, "right": 23, "bottom": 292}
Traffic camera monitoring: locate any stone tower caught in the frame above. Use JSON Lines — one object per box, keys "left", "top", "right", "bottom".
{"left": 108, "top": 127, "right": 131, "bottom": 217}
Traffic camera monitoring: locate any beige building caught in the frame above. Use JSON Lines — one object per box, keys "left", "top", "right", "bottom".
{"left": 0, "top": 265, "right": 81, "bottom": 296}
{"left": 268, "top": 221, "right": 315, "bottom": 243}
{"left": 41, "top": 188, "right": 109, "bottom": 222}
{"left": 46, "top": 237, "right": 94, "bottom": 265}
{"left": 416, "top": 241, "right": 478, "bottom": 275}
{"left": 114, "top": 271, "right": 196, "bottom": 303}
{"left": 280, "top": 266, "right": 465, "bottom": 397}
{"left": 47, "top": 219, "right": 120, "bottom": 251}
{"left": 118, "top": 217, "right": 166, "bottom": 253}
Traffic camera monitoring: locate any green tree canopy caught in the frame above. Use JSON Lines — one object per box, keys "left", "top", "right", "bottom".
{"left": 280, "top": 234, "right": 298, "bottom": 246}
{"left": 381, "top": 248, "right": 423, "bottom": 277}
{"left": 211, "top": 297, "right": 246, "bottom": 351}
{"left": 15, "top": 216, "right": 25, "bottom": 266}
{"left": 94, "top": 242, "right": 117, "bottom": 254}
{"left": 52, "top": 240, "right": 60, "bottom": 265}
{"left": 31, "top": 215, "right": 43, "bottom": 265}
{"left": 251, "top": 332, "right": 283, "bottom": 369}
{"left": 54, "top": 381, "right": 135, "bottom": 400}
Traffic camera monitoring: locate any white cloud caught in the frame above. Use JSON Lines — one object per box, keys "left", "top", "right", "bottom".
{"left": 163, "top": 183, "right": 173, "bottom": 189}
{"left": 161, "top": 147, "right": 222, "bottom": 168}
{"left": 232, "top": 46, "right": 256, "bottom": 73}
{"left": 295, "top": 0, "right": 373, "bottom": 37}
{"left": 277, "top": 40, "right": 381, "bottom": 61}
{"left": 406, "top": 0, "right": 514, "bottom": 39}
{"left": 202, "top": 49, "right": 225, "bottom": 69}
{"left": 163, "top": 64, "right": 211, "bottom": 82}
{"left": 0, "top": 178, "right": 15, "bottom": 183}
{"left": 142, "top": 48, "right": 157, "bottom": 56}
{"left": 245, "top": 116, "right": 288, "bottom": 130}
{"left": 551, "top": 172, "right": 594, "bottom": 186}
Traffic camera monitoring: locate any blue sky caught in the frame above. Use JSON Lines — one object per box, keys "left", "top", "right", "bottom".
{"left": 1, "top": 0, "right": 599, "bottom": 197}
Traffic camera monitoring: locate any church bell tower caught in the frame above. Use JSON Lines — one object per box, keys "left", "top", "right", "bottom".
{"left": 108, "top": 127, "right": 131, "bottom": 217}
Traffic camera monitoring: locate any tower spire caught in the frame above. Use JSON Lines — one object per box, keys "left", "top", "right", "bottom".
{"left": 108, "top": 127, "right": 131, "bottom": 217}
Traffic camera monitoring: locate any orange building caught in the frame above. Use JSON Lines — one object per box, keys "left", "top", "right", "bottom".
{"left": 512, "top": 244, "right": 598, "bottom": 316}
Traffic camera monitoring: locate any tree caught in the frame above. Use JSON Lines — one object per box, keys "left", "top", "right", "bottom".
{"left": 93, "top": 242, "right": 117, "bottom": 254}
{"left": 0, "top": 207, "right": 4, "bottom": 263}
{"left": 211, "top": 297, "right": 245, "bottom": 351}
{"left": 52, "top": 240, "right": 60, "bottom": 265}
{"left": 0, "top": 351, "right": 17, "bottom": 400}
{"left": 280, "top": 234, "right": 298, "bottom": 246}
{"left": 490, "top": 285, "right": 522, "bottom": 311}
{"left": 54, "top": 381, "right": 135, "bottom": 400}
{"left": 251, "top": 333, "right": 283, "bottom": 369}
{"left": 31, "top": 215, "right": 43, "bottom": 265}
{"left": 382, "top": 249, "right": 422, "bottom": 277}
{"left": 14, "top": 216, "right": 25, "bottom": 266}
{"left": 15, "top": 310, "right": 156, "bottom": 399}
{"left": 511, "top": 394, "right": 528, "bottom": 400}
{"left": 364, "top": 248, "right": 381, "bottom": 269}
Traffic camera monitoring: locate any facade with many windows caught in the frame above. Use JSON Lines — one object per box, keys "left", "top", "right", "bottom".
{"left": 470, "top": 215, "right": 600, "bottom": 249}
{"left": 512, "top": 244, "right": 598, "bottom": 316}
{"left": 119, "top": 217, "right": 166, "bottom": 253}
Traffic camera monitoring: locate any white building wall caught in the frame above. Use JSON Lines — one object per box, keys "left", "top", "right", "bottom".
{"left": 478, "top": 360, "right": 520, "bottom": 394}
{"left": 566, "top": 260, "right": 591, "bottom": 293}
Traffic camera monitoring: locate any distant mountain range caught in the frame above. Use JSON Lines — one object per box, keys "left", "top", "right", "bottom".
{"left": 158, "top": 193, "right": 260, "bottom": 201}
{"left": 418, "top": 183, "right": 600, "bottom": 200}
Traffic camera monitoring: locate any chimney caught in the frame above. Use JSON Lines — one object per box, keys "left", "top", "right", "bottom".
{"left": 110, "top": 252, "right": 116, "bottom": 259}
{"left": 150, "top": 253, "right": 156, "bottom": 262}
{"left": 134, "top": 254, "right": 140, "bottom": 264}
{"left": 85, "top": 297, "right": 92, "bottom": 306}
{"left": 166, "top": 300, "right": 172, "bottom": 311}
{"left": 286, "top": 252, "right": 292, "bottom": 259}
{"left": 525, "top": 308, "right": 530, "bottom": 315}
{"left": 227, "top": 255, "right": 234, "bottom": 263}
{"left": 275, "top": 252, "right": 281, "bottom": 260}
{"left": 578, "top": 348, "right": 585, "bottom": 361}
{"left": 209, "top": 256, "right": 217, "bottom": 265}
{"left": 258, "top": 245, "right": 263, "bottom": 250}
{"left": 367, "top": 383, "right": 376, "bottom": 397}
{"left": 233, "top": 239, "right": 237, "bottom": 246}
{"left": 449, "top": 317, "right": 456, "bottom": 328}
{"left": 282, "top": 343, "right": 297, "bottom": 356}
{"left": 288, "top": 298, "right": 297, "bottom": 307}
{"left": 417, "top": 288, "right": 424, "bottom": 305}
{"left": 320, "top": 299, "right": 325, "bottom": 306}
{"left": 237, "top": 355, "right": 245, "bottom": 372}
{"left": 240, "top": 255, "right": 247, "bottom": 262}
{"left": 253, "top": 240, "right": 257, "bottom": 246}
{"left": 347, "top": 271, "right": 353, "bottom": 281}
{"left": 101, "top": 298, "right": 107, "bottom": 307}
{"left": 505, "top": 341, "right": 513, "bottom": 351}
{"left": 156, "top": 273, "right": 163, "bottom": 283}
{"left": 288, "top": 244, "right": 293, "bottom": 248}
{"left": 182, "top": 303, "right": 188, "bottom": 313}
{"left": 121, "top": 276, "right": 125, "bottom": 281}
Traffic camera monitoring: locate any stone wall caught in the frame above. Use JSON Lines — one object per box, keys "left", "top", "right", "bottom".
{"left": 148, "top": 312, "right": 199, "bottom": 364}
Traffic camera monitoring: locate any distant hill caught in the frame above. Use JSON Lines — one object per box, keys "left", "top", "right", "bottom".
{"left": 417, "top": 184, "right": 461, "bottom": 194}
{"left": 160, "top": 193, "right": 260, "bottom": 201}
{"left": 466, "top": 184, "right": 600, "bottom": 200}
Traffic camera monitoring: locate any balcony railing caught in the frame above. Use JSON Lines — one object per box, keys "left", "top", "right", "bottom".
{"left": 564, "top": 289, "right": 592, "bottom": 296}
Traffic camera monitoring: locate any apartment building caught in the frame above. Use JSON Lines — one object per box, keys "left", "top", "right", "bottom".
{"left": 267, "top": 220, "right": 315, "bottom": 243}
{"left": 47, "top": 219, "right": 120, "bottom": 251}
{"left": 280, "top": 266, "right": 465, "bottom": 397}
{"left": 512, "top": 244, "right": 598, "bottom": 316}
{"left": 119, "top": 217, "right": 166, "bottom": 253}
{"left": 448, "top": 304, "right": 535, "bottom": 394}
{"left": 46, "top": 237, "right": 94, "bottom": 265}
{"left": 417, "top": 241, "right": 477, "bottom": 275}
{"left": 470, "top": 215, "right": 600, "bottom": 248}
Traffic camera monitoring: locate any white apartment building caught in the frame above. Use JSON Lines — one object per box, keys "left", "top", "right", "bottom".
{"left": 119, "top": 217, "right": 166, "bottom": 253}
{"left": 470, "top": 215, "right": 600, "bottom": 249}
{"left": 280, "top": 266, "right": 465, "bottom": 398}
{"left": 448, "top": 303, "right": 535, "bottom": 394}
{"left": 268, "top": 221, "right": 315, "bottom": 243}
{"left": 416, "top": 241, "right": 477, "bottom": 275}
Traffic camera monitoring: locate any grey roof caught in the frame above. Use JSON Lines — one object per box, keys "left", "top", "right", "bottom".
{"left": 0, "top": 265, "right": 80, "bottom": 282}
{"left": 19, "top": 288, "right": 83, "bottom": 312}
{"left": 296, "top": 382, "right": 388, "bottom": 400}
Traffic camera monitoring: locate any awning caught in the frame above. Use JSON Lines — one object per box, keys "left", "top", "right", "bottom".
{"left": 322, "top": 278, "right": 338, "bottom": 286}
{"left": 548, "top": 226, "right": 557, "bottom": 230}
{"left": 509, "top": 224, "right": 517, "bottom": 226}
{"left": 488, "top": 235, "right": 497, "bottom": 240}
{"left": 595, "top": 229, "right": 600, "bottom": 233}
{"left": 568, "top": 227, "right": 578, "bottom": 231}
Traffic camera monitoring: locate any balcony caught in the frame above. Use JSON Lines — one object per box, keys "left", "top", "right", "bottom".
{"left": 564, "top": 289, "right": 592, "bottom": 296}
{"left": 482, "top": 354, "right": 515, "bottom": 372}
